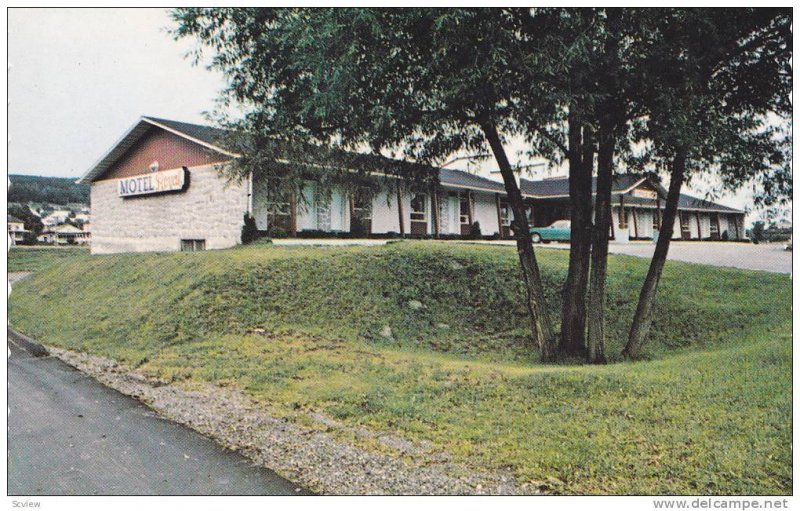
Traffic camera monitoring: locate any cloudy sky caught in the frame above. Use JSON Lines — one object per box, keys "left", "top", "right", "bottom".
{"left": 8, "top": 8, "right": 223, "bottom": 178}
{"left": 8, "top": 8, "right": 767, "bottom": 218}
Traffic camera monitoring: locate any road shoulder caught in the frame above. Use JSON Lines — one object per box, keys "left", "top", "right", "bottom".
{"left": 33, "top": 340, "right": 527, "bottom": 495}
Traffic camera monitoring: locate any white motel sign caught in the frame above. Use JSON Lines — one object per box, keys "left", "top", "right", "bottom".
{"left": 632, "top": 188, "right": 658, "bottom": 200}
{"left": 118, "top": 167, "right": 189, "bottom": 198}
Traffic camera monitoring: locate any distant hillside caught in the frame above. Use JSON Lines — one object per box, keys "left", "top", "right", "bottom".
{"left": 8, "top": 174, "right": 89, "bottom": 205}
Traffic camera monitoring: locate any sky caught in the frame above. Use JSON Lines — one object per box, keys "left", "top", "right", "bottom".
{"left": 8, "top": 8, "right": 224, "bottom": 178}
{"left": 7, "top": 8, "right": 779, "bottom": 221}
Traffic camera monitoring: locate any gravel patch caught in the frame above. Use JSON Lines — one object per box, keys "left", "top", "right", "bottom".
{"left": 48, "top": 346, "right": 536, "bottom": 495}
{"left": 8, "top": 271, "right": 32, "bottom": 285}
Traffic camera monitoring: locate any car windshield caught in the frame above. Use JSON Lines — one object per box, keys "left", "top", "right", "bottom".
{"left": 551, "top": 220, "right": 570, "bottom": 228}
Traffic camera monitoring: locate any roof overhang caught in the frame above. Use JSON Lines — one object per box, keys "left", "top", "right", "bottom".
{"left": 77, "top": 117, "right": 239, "bottom": 184}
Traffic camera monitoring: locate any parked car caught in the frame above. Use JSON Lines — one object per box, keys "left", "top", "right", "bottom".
{"left": 530, "top": 220, "right": 571, "bottom": 243}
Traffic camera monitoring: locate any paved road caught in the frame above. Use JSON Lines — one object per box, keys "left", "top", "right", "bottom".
{"left": 7, "top": 335, "right": 310, "bottom": 496}
{"left": 459, "top": 240, "right": 792, "bottom": 274}
{"left": 605, "top": 241, "right": 791, "bottom": 274}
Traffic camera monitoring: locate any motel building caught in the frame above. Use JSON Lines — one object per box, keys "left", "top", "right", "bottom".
{"left": 79, "top": 116, "right": 746, "bottom": 254}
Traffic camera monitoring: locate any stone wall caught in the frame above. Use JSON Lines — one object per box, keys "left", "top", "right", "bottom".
{"left": 90, "top": 164, "right": 248, "bottom": 254}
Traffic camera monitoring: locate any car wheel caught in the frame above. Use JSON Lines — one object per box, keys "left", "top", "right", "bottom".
{"left": 531, "top": 233, "right": 542, "bottom": 243}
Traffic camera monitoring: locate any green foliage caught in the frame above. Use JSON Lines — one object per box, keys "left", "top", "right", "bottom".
{"left": 751, "top": 221, "right": 766, "bottom": 243}
{"left": 8, "top": 174, "right": 89, "bottom": 205}
{"left": 8, "top": 204, "right": 44, "bottom": 236}
{"left": 7, "top": 243, "right": 791, "bottom": 494}
{"left": 627, "top": 9, "right": 792, "bottom": 206}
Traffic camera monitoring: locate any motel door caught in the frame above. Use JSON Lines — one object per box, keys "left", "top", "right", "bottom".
{"left": 459, "top": 193, "right": 471, "bottom": 235}
{"left": 410, "top": 193, "right": 429, "bottom": 236}
{"left": 709, "top": 214, "right": 720, "bottom": 240}
{"left": 350, "top": 189, "right": 373, "bottom": 236}
{"left": 499, "top": 200, "right": 512, "bottom": 238}
{"left": 448, "top": 195, "right": 460, "bottom": 235}
{"left": 679, "top": 212, "right": 692, "bottom": 240}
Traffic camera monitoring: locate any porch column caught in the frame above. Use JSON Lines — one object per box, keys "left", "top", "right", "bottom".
{"left": 618, "top": 195, "right": 626, "bottom": 227}
{"left": 695, "top": 212, "right": 702, "bottom": 240}
{"left": 396, "top": 183, "right": 405, "bottom": 236}
{"left": 610, "top": 208, "right": 616, "bottom": 240}
{"left": 495, "top": 193, "right": 503, "bottom": 237}
{"left": 431, "top": 184, "right": 440, "bottom": 238}
{"left": 655, "top": 197, "right": 662, "bottom": 229}
{"left": 290, "top": 191, "right": 298, "bottom": 237}
{"left": 632, "top": 207, "right": 639, "bottom": 239}
{"left": 467, "top": 190, "right": 474, "bottom": 226}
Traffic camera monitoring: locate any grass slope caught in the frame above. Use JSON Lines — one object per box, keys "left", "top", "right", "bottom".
{"left": 8, "top": 246, "right": 90, "bottom": 273}
{"left": 8, "top": 243, "right": 792, "bottom": 494}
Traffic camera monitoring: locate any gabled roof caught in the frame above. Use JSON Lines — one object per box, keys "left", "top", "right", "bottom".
{"left": 49, "top": 224, "right": 83, "bottom": 233}
{"left": 77, "top": 116, "right": 238, "bottom": 184}
{"left": 78, "top": 116, "right": 745, "bottom": 215}
{"left": 439, "top": 168, "right": 506, "bottom": 193}
{"left": 141, "top": 116, "right": 231, "bottom": 150}
{"left": 78, "top": 116, "right": 508, "bottom": 191}
{"left": 677, "top": 193, "right": 743, "bottom": 214}
{"left": 519, "top": 174, "right": 649, "bottom": 198}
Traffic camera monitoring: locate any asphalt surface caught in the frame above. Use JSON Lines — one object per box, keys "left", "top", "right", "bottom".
{"left": 7, "top": 334, "right": 310, "bottom": 496}
{"left": 462, "top": 240, "right": 792, "bottom": 274}
{"left": 604, "top": 241, "right": 792, "bottom": 274}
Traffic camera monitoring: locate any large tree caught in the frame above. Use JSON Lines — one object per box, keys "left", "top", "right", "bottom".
{"left": 172, "top": 8, "right": 564, "bottom": 360}
{"left": 622, "top": 8, "right": 792, "bottom": 358}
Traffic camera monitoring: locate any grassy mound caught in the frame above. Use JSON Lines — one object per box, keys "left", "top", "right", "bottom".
{"left": 8, "top": 243, "right": 792, "bottom": 494}
{"left": 9, "top": 242, "right": 789, "bottom": 364}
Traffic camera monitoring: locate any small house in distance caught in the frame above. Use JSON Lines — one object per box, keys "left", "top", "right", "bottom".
{"left": 79, "top": 116, "right": 746, "bottom": 254}
{"left": 37, "top": 224, "right": 90, "bottom": 245}
{"left": 41, "top": 210, "right": 72, "bottom": 227}
{"left": 7, "top": 215, "right": 29, "bottom": 245}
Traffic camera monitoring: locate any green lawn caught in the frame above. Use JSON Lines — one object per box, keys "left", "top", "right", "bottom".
{"left": 8, "top": 242, "right": 792, "bottom": 494}
{"left": 8, "top": 246, "right": 90, "bottom": 272}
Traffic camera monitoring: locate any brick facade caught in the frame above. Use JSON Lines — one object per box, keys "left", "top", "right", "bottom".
{"left": 100, "top": 126, "right": 228, "bottom": 181}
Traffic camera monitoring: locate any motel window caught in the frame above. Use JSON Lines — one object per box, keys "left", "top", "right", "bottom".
{"left": 352, "top": 188, "right": 373, "bottom": 220}
{"left": 265, "top": 178, "right": 292, "bottom": 216}
{"left": 181, "top": 239, "right": 206, "bottom": 252}
{"left": 459, "top": 193, "right": 470, "bottom": 224}
{"left": 652, "top": 211, "right": 659, "bottom": 230}
{"left": 499, "top": 201, "right": 511, "bottom": 226}
{"left": 410, "top": 193, "right": 428, "bottom": 221}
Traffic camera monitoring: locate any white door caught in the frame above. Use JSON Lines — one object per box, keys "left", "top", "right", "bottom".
{"left": 448, "top": 196, "right": 459, "bottom": 234}
{"left": 252, "top": 176, "right": 270, "bottom": 230}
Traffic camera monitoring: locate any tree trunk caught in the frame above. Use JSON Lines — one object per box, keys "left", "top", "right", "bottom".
{"left": 560, "top": 110, "right": 593, "bottom": 357}
{"left": 622, "top": 150, "right": 686, "bottom": 359}
{"left": 481, "top": 120, "right": 557, "bottom": 362}
{"left": 586, "top": 118, "right": 614, "bottom": 364}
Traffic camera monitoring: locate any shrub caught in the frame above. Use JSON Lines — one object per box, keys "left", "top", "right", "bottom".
{"left": 469, "top": 221, "right": 482, "bottom": 239}
{"left": 269, "top": 226, "right": 289, "bottom": 238}
{"left": 241, "top": 214, "right": 259, "bottom": 244}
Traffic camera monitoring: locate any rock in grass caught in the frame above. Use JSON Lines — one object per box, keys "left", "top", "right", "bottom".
{"left": 407, "top": 300, "right": 424, "bottom": 311}
{"left": 380, "top": 325, "right": 393, "bottom": 339}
